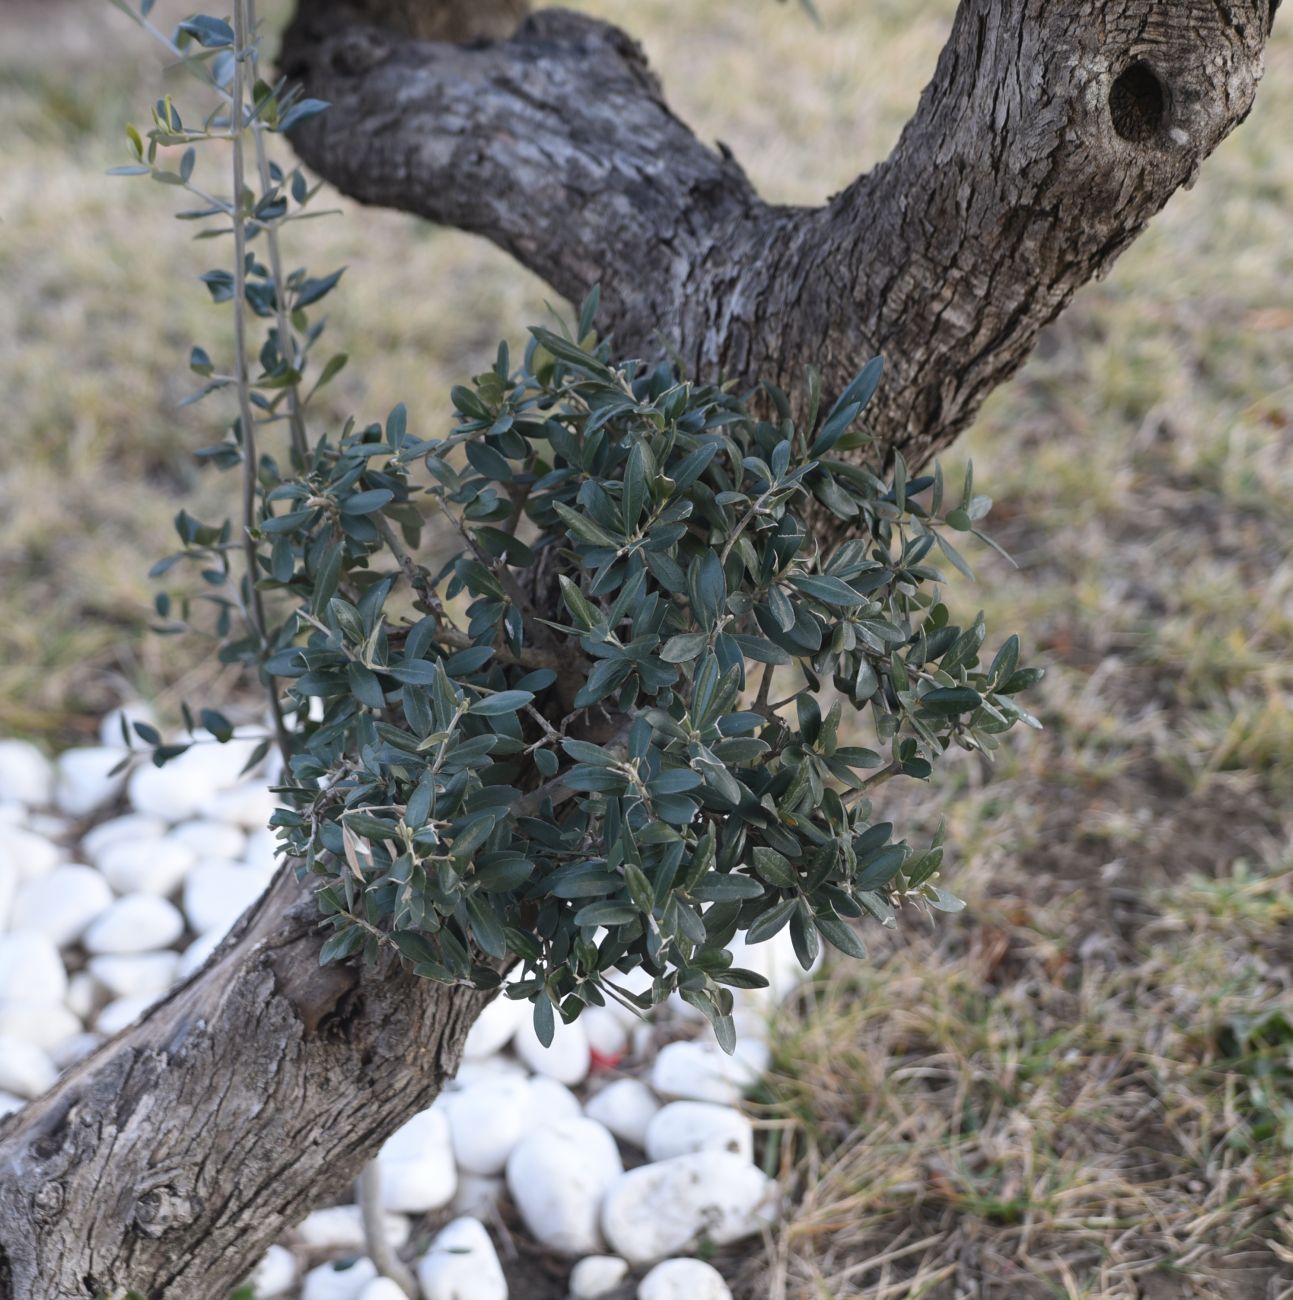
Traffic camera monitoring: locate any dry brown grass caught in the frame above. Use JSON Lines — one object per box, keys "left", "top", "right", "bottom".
{"left": 2, "top": 1, "right": 1293, "bottom": 1296}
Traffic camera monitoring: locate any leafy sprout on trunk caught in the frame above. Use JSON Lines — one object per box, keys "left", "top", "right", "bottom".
{"left": 110, "top": 0, "right": 1040, "bottom": 1055}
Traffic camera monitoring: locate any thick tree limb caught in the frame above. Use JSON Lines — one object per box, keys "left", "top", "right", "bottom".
{"left": 0, "top": 864, "right": 489, "bottom": 1298}
{"left": 279, "top": 5, "right": 760, "bottom": 361}
{"left": 282, "top": 1, "right": 1276, "bottom": 469}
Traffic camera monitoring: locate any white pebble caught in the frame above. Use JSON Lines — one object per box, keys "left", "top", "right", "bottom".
{"left": 0, "top": 741, "right": 53, "bottom": 808}
{"left": 461, "top": 994, "right": 525, "bottom": 1059}
{"left": 583, "top": 1006, "right": 629, "bottom": 1063}
{"left": 570, "top": 1255, "right": 630, "bottom": 1299}
{"left": 0, "top": 933, "right": 68, "bottom": 1001}
{"left": 300, "top": 1258, "right": 378, "bottom": 1300}
{"left": 244, "top": 826, "right": 279, "bottom": 873}
{"left": 96, "top": 992, "right": 161, "bottom": 1035}
{"left": 132, "top": 731, "right": 267, "bottom": 822}
{"left": 98, "top": 837, "right": 196, "bottom": 896}
{"left": 88, "top": 951, "right": 180, "bottom": 999}
{"left": 726, "top": 931, "right": 818, "bottom": 1008}
{"left": 0, "top": 826, "right": 64, "bottom": 881}
{"left": 0, "top": 1090, "right": 25, "bottom": 1118}
{"left": 0, "top": 1036, "right": 57, "bottom": 1098}
{"left": 523, "top": 1076, "right": 583, "bottom": 1127}
{"left": 83, "top": 894, "right": 184, "bottom": 955}
{"left": 644, "top": 1102, "right": 754, "bottom": 1163}
{"left": 729, "top": 1012, "right": 772, "bottom": 1079}
{"left": 416, "top": 1215, "right": 508, "bottom": 1300}
{"left": 446, "top": 1073, "right": 531, "bottom": 1175}
{"left": 585, "top": 1078, "right": 661, "bottom": 1149}
{"left": 245, "top": 1243, "right": 296, "bottom": 1298}
{"left": 177, "top": 928, "right": 224, "bottom": 979}
{"left": 505, "top": 1117, "right": 622, "bottom": 1256}
{"left": 11, "top": 864, "right": 113, "bottom": 947}
{"left": 81, "top": 813, "right": 165, "bottom": 865}
{"left": 450, "top": 1171, "right": 504, "bottom": 1219}
{"left": 54, "top": 747, "right": 127, "bottom": 819}
{"left": 0, "top": 860, "right": 17, "bottom": 932}
{"left": 182, "top": 859, "right": 268, "bottom": 936}
{"left": 0, "top": 999, "right": 81, "bottom": 1052}
{"left": 638, "top": 1259, "right": 732, "bottom": 1300}
{"left": 65, "top": 971, "right": 102, "bottom": 1020}
{"left": 99, "top": 702, "right": 158, "bottom": 750}
{"left": 376, "top": 1106, "right": 457, "bottom": 1213}
{"left": 296, "top": 1204, "right": 409, "bottom": 1252}
{"left": 513, "top": 1011, "right": 591, "bottom": 1086}
{"left": 650, "top": 1040, "right": 757, "bottom": 1105}
{"left": 357, "top": 1282, "right": 408, "bottom": 1300}
{"left": 449, "top": 1055, "right": 527, "bottom": 1091}
{"left": 169, "top": 818, "right": 247, "bottom": 862}
{"left": 26, "top": 813, "right": 71, "bottom": 841}
{"left": 49, "top": 1031, "right": 102, "bottom": 1070}
{"left": 200, "top": 780, "right": 276, "bottom": 831}
{"left": 600, "top": 1152, "right": 779, "bottom": 1266}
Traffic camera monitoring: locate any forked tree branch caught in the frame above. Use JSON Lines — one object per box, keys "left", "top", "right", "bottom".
{"left": 281, "top": 0, "right": 1276, "bottom": 470}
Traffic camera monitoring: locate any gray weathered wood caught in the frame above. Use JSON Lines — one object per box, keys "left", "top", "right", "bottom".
{"left": 0, "top": 864, "right": 489, "bottom": 1298}
{"left": 282, "top": 0, "right": 1276, "bottom": 473}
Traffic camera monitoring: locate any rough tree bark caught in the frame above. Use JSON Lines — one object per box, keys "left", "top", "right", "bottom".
{"left": 0, "top": 2, "right": 1277, "bottom": 1296}
{"left": 282, "top": 0, "right": 1277, "bottom": 471}
{"left": 0, "top": 866, "right": 490, "bottom": 1298}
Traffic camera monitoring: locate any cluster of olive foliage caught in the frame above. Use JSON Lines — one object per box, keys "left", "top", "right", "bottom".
{"left": 114, "top": 1, "right": 1039, "bottom": 1052}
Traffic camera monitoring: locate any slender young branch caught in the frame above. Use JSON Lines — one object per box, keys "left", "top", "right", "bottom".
{"left": 231, "top": 0, "right": 294, "bottom": 767}
{"left": 843, "top": 762, "right": 902, "bottom": 805}
{"left": 373, "top": 512, "right": 444, "bottom": 618}
{"left": 356, "top": 1163, "right": 418, "bottom": 1298}
{"left": 247, "top": 74, "right": 310, "bottom": 466}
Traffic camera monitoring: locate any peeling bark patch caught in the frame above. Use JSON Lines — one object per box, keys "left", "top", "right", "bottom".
{"left": 1109, "top": 62, "right": 1167, "bottom": 142}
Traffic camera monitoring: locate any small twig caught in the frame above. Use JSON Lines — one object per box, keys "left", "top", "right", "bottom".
{"left": 516, "top": 722, "right": 633, "bottom": 816}
{"left": 356, "top": 1162, "right": 418, "bottom": 1298}
{"left": 428, "top": 494, "right": 558, "bottom": 653}
{"left": 248, "top": 91, "right": 309, "bottom": 466}
{"left": 522, "top": 702, "right": 565, "bottom": 748}
{"left": 502, "top": 480, "right": 532, "bottom": 537}
{"left": 719, "top": 482, "right": 778, "bottom": 567}
{"left": 230, "top": 0, "right": 292, "bottom": 767}
{"left": 756, "top": 661, "right": 775, "bottom": 712}
{"left": 374, "top": 514, "right": 446, "bottom": 620}
{"left": 843, "top": 762, "right": 902, "bottom": 805}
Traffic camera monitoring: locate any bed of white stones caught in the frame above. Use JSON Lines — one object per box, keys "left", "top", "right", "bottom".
{"left": 0, "top": 720, "right": 815, "bottom": 1300}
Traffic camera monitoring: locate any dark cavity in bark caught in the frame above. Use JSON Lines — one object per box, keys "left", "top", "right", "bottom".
{"left": 1110, "top": 61, "right": 1167, "bottom": 142}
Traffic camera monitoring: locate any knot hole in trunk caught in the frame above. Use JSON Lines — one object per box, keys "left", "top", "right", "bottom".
{"left": 1109, "top": 61, "right": 1166, "bottom": 143}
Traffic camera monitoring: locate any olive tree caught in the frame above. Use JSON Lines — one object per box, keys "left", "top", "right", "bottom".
{"left": 0, "top": 1, "right": 1277, "bottom": 1296}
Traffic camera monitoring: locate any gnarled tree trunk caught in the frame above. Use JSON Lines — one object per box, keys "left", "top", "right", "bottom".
{"left": 0, "top": 2, "right": 1277, "bottom": 1296}
{"left": 0, "top": 864, "right": 489, "bottom": 1298}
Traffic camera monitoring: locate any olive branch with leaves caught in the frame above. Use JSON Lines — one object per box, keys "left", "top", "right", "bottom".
{"left": 109, "top": 0, "right": 1041, "bottom": 1059}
